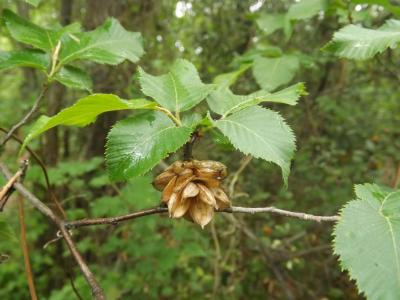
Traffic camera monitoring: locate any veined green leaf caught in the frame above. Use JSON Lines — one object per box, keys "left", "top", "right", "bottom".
{"left": 0, "top": 50, "right": 49, "bottom": 70}
{"left": 256, "top": 14, "right": 285, "bottom": 35}
{"left": 334, "top": 184, "right": 400, "bottom": 300}
{"left": 25, "top": 0, "right": 42, "bottom": 7}
{"left": 324, "top": 19, "right": 400, "bottom": 60}
{"left": 60, "top": 18, "right": 144, "bottom": 65}
{"left": 214, "top": 106, "right": 295, "bottom": 185}
{"left": 286, "top": 0, "right": 327, "bottom": 20}
{"left": 2, "top": 9, "right": 68, "bottom": 52}
{"left": 106, "top": 111, "right": 193, "bottom": 180}
{"left": 252, "top": 55, "right": 300, "bottom": 91}
{"left": 22, "top": 94, "right": 156, "bottom": 150}
{"left": 139, "top": 59, "right": 214, "bottom": 113}
{"left": 54, "top": 65, "right": 93, "bottom": 92}
{"left": 207, "top": 83, "right": 305, "bottom": 117}
{"left": 213, "top": 63, "right": 251, "bottom": 89}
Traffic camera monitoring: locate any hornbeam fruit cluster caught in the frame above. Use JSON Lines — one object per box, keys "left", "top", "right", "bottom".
{"left": 153, "top": 160, "right": 231, "bottom": 228}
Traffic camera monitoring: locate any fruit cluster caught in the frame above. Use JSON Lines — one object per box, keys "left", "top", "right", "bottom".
{"left": 153, "top": 160, "right": 231, "bottom": 228}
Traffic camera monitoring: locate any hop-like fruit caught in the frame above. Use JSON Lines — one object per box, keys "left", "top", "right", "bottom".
{"left": 153, "top": 160, "right": 231, "bottom": 228}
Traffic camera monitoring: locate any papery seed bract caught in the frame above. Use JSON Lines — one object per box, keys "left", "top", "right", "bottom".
{"left": 182, "top": 182, "right": 199, "bottom": 198}
{"left": 211, "top": 187, "right": 231, "bottom": 210}
{"left": 174, "top": 175, "right": 196, "bottom": 193}
{"left": 189, "top": 198, "right": 214, "bottom": 228}
{"left": 198, "top": 184, "right": 217, "bottom": 208}
{"left": 153, "top": 171, "right": 175, "bottom": 190}
{"left": 162, "top": 176, "right": 177, "bottom": 202}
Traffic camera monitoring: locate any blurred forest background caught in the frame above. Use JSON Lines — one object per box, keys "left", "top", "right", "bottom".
{"left": 1, "top": 0, "right": 400, "bottom": 299}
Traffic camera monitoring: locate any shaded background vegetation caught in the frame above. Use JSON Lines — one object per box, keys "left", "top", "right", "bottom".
{"left": 1, "top": 0, "right": 400, "bottom": 299}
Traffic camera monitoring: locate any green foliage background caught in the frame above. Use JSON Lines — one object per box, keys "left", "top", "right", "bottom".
{"left": 1, "top": 0, "right": 400, "bottom": 299}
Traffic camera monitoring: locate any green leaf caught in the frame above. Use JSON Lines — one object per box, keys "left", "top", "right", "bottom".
{"left": 22, "top": 94, "right": 155, "bottom": 149}
{"left": 213, "top": 63, "right": 251, "bottom": 89}
{"left": 25, "top": 0, "right": 42, "bottom": 7}
{"left": 214, "top": 106, "right": 295, "bottom": 185}
{"left": 352, "top": 0, "right": 400, "bottom": 16}
{"left": 3, "top": 9, "right": 59, "bottom": 51}
{"left": 138, "top": 59, "right": 214, "bottom": 113}
{"left": 207, "top": 83, "right": 305, "bottom": 117}
{"left": 323, "top": 19, "right": 400, "bottom": 60}
{"left": 252, "top": 55, "right": 300, "bottom": 91}
{"left": 0, "top": 217, "right": 18, "bottom": 243}
{"left": 0, "top": 50, "right": 49, "bottom": 70}
{"left": 256, "top": 14, "right": 285, "bottom": 35}
{"left": 286, "top": 0, "right": 327, "bottom": 20}
{"left": 334, "top": 184, "right": 400, "bottom": 300}
{"left": 60, "top": 18, "right": 144, "bottom": 65}
{"left": 54, "top": 65, "right": 93, "bottom": 92}
{"left": 106, "top": 111, "right": 193, "bottom": 180}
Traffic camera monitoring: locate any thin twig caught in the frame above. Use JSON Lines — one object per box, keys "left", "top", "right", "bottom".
{"left": 225, "top": 206, "right": 340, "bottom": 222}
{"left": 0, "top": 159, "right": 28, "bottom": 211}
{"left": 0, "top": 163, "right": 105, "bottom": 300}
{"left": 0, "top": 127, "right": 67, "bottom": 218}
{"left": 65, "top": 206, "right": 168, "bottom": 229}
{"left": 228, "top": 155, "right": 252, "bottom": 198}
{"left": 0, "top": 84, "right": 49, "bottom": 147}
{"left": 183, "top": 130, "right": 199, "bottom": 161}
{"left": 17, "top": 195, "right": 38, "bottom": 300}
{"left": 64, "top": 205, "right": 339, "bottom": 229}
{"left": 210, "top": 220, "right": 221, "bottom": 296}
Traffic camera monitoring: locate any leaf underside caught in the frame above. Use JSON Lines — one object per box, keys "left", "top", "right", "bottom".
{"left": 334, "top": 184, "right": 400, "bottom": 300}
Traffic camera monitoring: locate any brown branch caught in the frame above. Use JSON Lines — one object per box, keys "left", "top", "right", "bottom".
{"left": 0, "top": 163, "right": 105, "bottom": 300}
{"left": 65, "top": 205, "right": 339, "bottom": 229}
{"left": 17, "top": 195, "right": 38, "bottom": 300}
{"left": 0, "top": 127, "right": 67, "bottom": 218}
{"left": 183, "top": 130, "right": 199, "bottom": 161}
{"left": 0, "top": 159, "right": 28, "bottom": 211}
{"left": 0, "top": 83, "right": 49, "bottom": 147}
{"left": 65, "top": 206, "right": 168, "bottom": 229}
{"left": 224, "top": 206, "right": 340, "bottom": 222}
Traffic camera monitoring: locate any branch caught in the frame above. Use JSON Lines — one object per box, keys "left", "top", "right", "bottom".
{"left": 0, "top": 83, "right": 49, "bottom": 147}
{"left": 0, "top": 163, "right": 105, "bottom": 300}
{"left": 224, "top": 206, "right": 340, "bottom": 222}
{"left": 65, "top": 205, "right": 339, "bottom": 229}
{"left": 0, "top": 127, "right": 67, "bottom": 218}
{"left": 0, "top": 159, "right": 28, "bottom": 211}
{"left": 65, "top": 206, "right": 168, "bottom": 229}
{"left": 17, "top": 195, "right": 38, "bottom": 300}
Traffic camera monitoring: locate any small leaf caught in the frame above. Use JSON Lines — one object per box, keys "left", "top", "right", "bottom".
{"left": 0, "top": 217, "right": 18, "bottom": 243}
{"left": 207, "top": 83, "right": 305, "bottom": 117}
{"left": 0, "top": 50, "right": 49, "bottom": 70}
{"left": 214, "top": 106, "right": 295, "bottom": 185}
{"left": 334, "top": 184, "right": 400, "bottom": 300}
{"left": 22, "top": 94, "right": 155, "bottom": 149}
{"left": 213, "top": 63, "right": 251, "bottom": 89}
{"left": 256, "top": 14, "right": 285, "bottom": 35}
{"left": 252, "top": 55, "right": 299, "bottom": 91}
{"left": 54, "top": 65, "right": 93, "bottom": 91}
{"left": 324, "top": 19, "right": 400, "bottom": 60}
{"left": 60, "top": 18, "right": 144, "bottom": 65}
{"left": 286, "top": 0, "right": 327, "bottom": 20}
{"left": 106, "top": 111, "right": 193, "bottom": 180}
{"left": 25, "top": 0, "right": 42, "bottom": 7}
{"left": 3, "top": 9, "right": 59, "bottom": 52}
{"left": 139, "top": 59, "right": 214, "bottom": 113}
